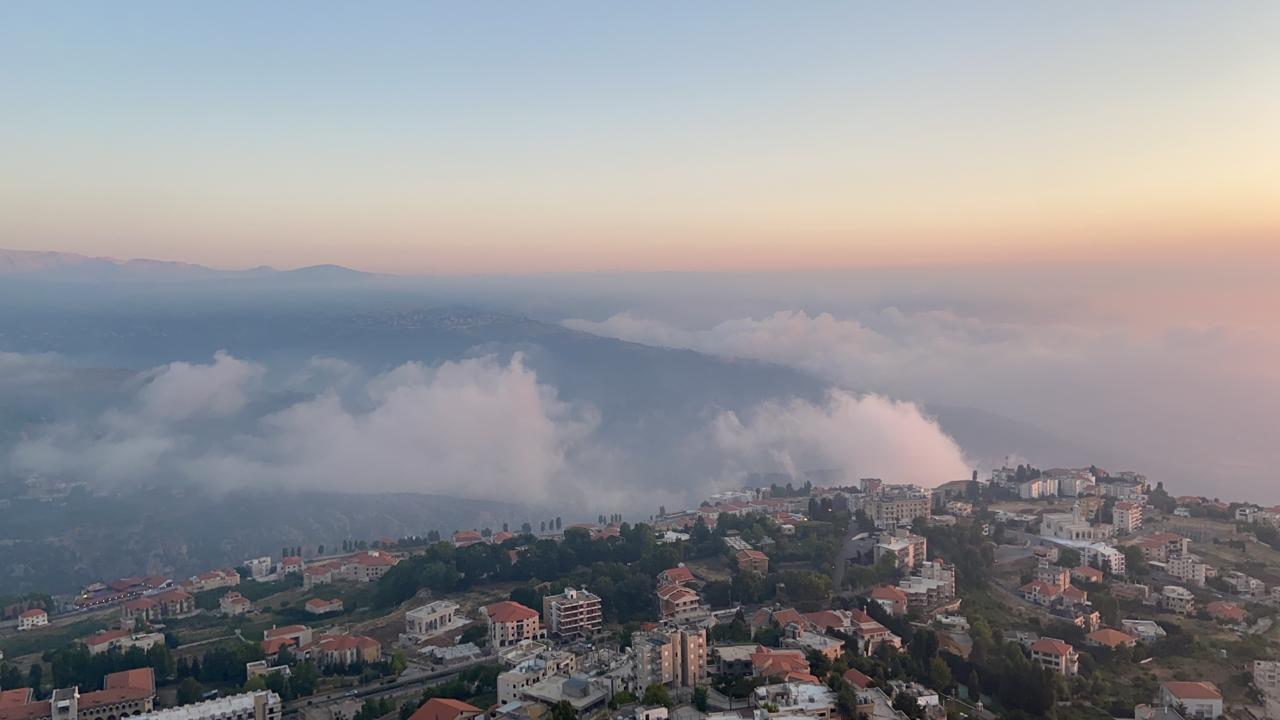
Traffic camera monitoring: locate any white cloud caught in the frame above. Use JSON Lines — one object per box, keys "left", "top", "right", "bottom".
{"left": 709, "top": 390, "right": 970, "bottom": 487}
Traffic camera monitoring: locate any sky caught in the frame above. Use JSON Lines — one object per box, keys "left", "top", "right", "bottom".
{"left": 2, "top": 2, "right": 1278, "bottom": 273}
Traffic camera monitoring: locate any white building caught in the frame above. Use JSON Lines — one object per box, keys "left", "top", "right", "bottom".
{"left": 542, "top": 588, "right": 603, "bottom": 638}
{"left": 1223, "top": 571, "right": 1266, "bottom": 597}
{"left": 17, "top": 609, "right": 48, "bottom": 631}
{"left": 1161, "top": 586, "right": 1196, "bottom": 616}
{"left": 405, "top": 600, "right": 461, "bottom": 640}
{"left": 1167, "top": 555, "right": 1209, "bottom": 586}
{"left": 244, "top": 557, "right": 274, "bottom": 580}
{"left": 1159, "top": 681, "right": 1222, "bottom": 719}
{"left": 133, "top": 690, "right": 282, "bottom": 720}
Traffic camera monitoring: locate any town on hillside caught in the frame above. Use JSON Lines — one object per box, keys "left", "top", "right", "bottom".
{"left": 6, "top": 466, "right": 1280, "bottom": 720}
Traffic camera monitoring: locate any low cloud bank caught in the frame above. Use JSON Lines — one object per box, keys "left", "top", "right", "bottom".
{"left": 5, "top": 350, "right": 972, "bottom": 507}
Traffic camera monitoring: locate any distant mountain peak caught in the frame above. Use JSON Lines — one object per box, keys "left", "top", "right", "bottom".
{"left": 0, "top": 248, "right": 374, "bottom": 282}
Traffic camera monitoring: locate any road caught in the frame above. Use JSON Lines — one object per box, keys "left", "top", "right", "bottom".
{"left": 283, "top": 658, "right": 487, "bottom": 718}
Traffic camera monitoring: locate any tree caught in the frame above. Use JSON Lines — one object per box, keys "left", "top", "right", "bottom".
{"left": 642, "top": 684, "right": 674, "bottom": 708}
{"left": 927, "top": 657, "right": 952, "bottom": 691}
{"left": 26, "top": 664, "right": 41, "bottom": 696}
{"left": 389, "top": 651, "right": 407, "bottom": 677}
{"left": 693, "top": 687, "right": 708, "bottom": 711}
{"left": 177, "top": 677, "right": 204, "bottom": 705}
{"left": 1057, "top": 548, "right": 1081, "bottom": 568}
{"left": 549, "top": 700, "right": 576, "bottom": 720}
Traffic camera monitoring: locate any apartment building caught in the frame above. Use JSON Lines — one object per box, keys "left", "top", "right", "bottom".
{"left": 0, "top": 669, "right": 157, "bottom": 720}
{"left": 1167, "top": 555, "right": 1209, "bottom": 586}
{"left": 870, "top": 487, "right": 931, "bottom": 528}
{"left": 481, "top": 601, "right": 545, "bottom": 648}
{"left": 1029, "top": 638, "right": 1079, "bottom": 676}
{"left": 631, "top": 625, "right": 708, "bottom": 689}
{"left": 873, "top": 531, "right": 927, "bottom": 570}
{"left": 497, "top": 652, "right": 579, "bottom": 703}
{"left": 1253, "top": 660, "right": 1280, "bottom": 693}
{"left": 656, "top": 585, "right": 704, "bottom": 622}
{"left": 220, "top": 592, "right": 251, "bottom": 616}
{"left": 1112, "top": 502, "right": 1144, "bottom": 535}
{"left": 735, "top": 549, "right": 770, "bottom": 575}
{"left": 1161, "top": 586, "right": 1196, "bottom": 616}
{"left": 542, "top": 588, "right": 603, "bottom": 638}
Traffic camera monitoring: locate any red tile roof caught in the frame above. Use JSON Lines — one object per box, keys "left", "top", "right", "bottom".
{"left": 870, "top": 585, "right": 908, "bottom": 602}
{"left": 18, "top": 609, "right": 45, "bottom": 620}
{"left": 1162, "top": 681, "right": 1222, "bottom": 701}
{"left": 842, "top": 668, "right": 873, "bottom": 688}
{"left": 104, "top": 667, "right": 155, "bottom": 692}
{"left": 1030, "top": 638, "right": 1074, "bottom": 656}
{"left": 737, "top": 549, "right": 769, "bottom": 561}
{"left": 0, "top": 690, "right": 33, "bottom": 708}
{"left": 659, "top": 567, "right": 695, "bottom": 584}
{"left": 657, "top": 585, "right": 699, "bottom": 603}
{"left": 1206, "top": 601, "right": 1247, "bottom": 621}
{"left": 1086, "top": 628, "right": 1136, "bottom": 648}
{"left": 408, "top": 698, "right": 483, "bottom": 720}
{"left": 85, "top": 628, "right": 131, "bottom": 646}
{"left": 265, "top": 624, "right": 309, "bottom": 639}
{"left": 482, "top": 601, "right": 539, "bottom": 624}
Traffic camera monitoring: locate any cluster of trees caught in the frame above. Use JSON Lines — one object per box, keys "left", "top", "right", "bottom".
{"left": 43, "top": 643, "right": 175, "bottom": 694}
{"left": 397, "top": 664, "right": 501, "bottom": 719}
{"left": 177, "top": 643, "right": 264, "bottom": 687}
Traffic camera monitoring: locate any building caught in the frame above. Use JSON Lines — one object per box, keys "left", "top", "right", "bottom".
{"left": 870, "top": 487, "right": 931, "bottom": 528}
{"left": 481, "top": 601, "right": 545, "bottom": 648}
{"left": 184, "top": 568, "right": 241, "bottom": 594}
{"left": 1158, "top": 682, "right": 1222, "bottom": 719}
{"left": 736, "top": 549, "right": 770, "bottom": 575}
{"left": 519, "top": 675, "right": 610, "bottom": 716}
{"left": 1113, "top": 502, "right": 1144, "bottom": 535}
{"left": 0, "top": 668, "right": 157, "bottom": 720}
{"left": 1121, "top": 619, "right": 1167, "bottom": 643}
{"left": 299, "top": 634, "right": 380, "bottom": 667}
{"left": 1019, "top": 580, "right": 1062, "bottom": 606}
{"left": 1029, "top": 638, "right": 1078, "bottom": 676}
{"left": 244, "top": 558, "right": 273, "bottom": 580}
{"left": 1084, "top": 543, "right": 1127, "bottom": 575}
{"left": 873, "top": 531, "right": 927, "bottom": 570}
{"left": 1131, "top": 533, "right": 1191, "bottom": 562}
{"left": 1034, "top": 560, "right": 1071, "bottom": 590}
{"left": 1205, "top": 601, "right": 1246, "bottom": 623}
{"left": 1222, "top": 571, "right": 1266, "bottom": 597}
{"left": 1071, "top": 566, "right": 1105, "bottom": 585}
{"left": 752, "top": 682, "right": 837, "bottom": 718}
{"left": 220, "top": 592, "right": 251, "bottom": 617}
{"left": 497, "top": 652, "right": 579, "bottom": 703}
{"left": 748, "top": 647, "right": 815, "bottom": 683}
{"left": 655, "top": 585, "right": 704, "bottom": 622}
{"left": 847, "top": 609, "right": 900, "bottom": 656}
{"left": 336, "top": 551, "right": 398, "bottom": 583}
{"left": 17, "top": 609, "right": 48, "bottom": 631}
{"left": 1167, "top": 555, "right": 1209, "bottom": 586}
{"left": 279, "top": 557, "right": 304, "bottom": 575}
{"left": 1085, "top": 628, "right": 1137, "bottom": 650}
{"left": 656, "top": 566, "right": 695, "bottom": 588}
{"left": 301, "top": 566, "right": 332, "bottom": 590}
{"left": 542, "top": 588, "right": 603, "bottom": 638}
{"left": 304, "top": 598, "right": 343, "bottom": 615}
{"left": 82, "top": 630, "right": 163, "bottom": 656}
{"left": 631, "top": 625, "right": 708, "bottom": 689}
{"left": 407, "top": 699, "right": 482, "bottom": 720}
{"left": 262, "top": 625, "right": 313, "bottom": 655}
{"left": 1253, "top": 660, "right": 1280, "bottom": 693}
{"left": 1160, "top": 586, "right": 1196, "bottom": 616}
{"left": 869, "top": 586, "right": 908, "bottom": 616}
{"left": 405, "top": 601, "right": 461, "bottom": 640}
{"left": 133, "top": 691, "right": 280, "bottom": 720}
{"left": 782, "top": 629, "right": 844, "bottom": 663}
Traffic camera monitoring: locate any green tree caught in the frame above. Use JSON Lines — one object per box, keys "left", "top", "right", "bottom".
{"left": 1057, "top": 548, "right": 1081, "bottom": 569}
{"left": 693, "top": 687, "right": 708, "bottom": 711}
{"left": 549, "top": 700, "right": 576, "bottom": 720}
{"left": 642, "top": 684, "right": 674, "bottom": 708}
{"left": 177, "top": 677, "right": 204, "bottom": 705}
